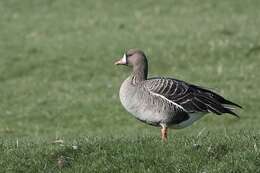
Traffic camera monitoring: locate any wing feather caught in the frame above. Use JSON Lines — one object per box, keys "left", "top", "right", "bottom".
{"left": 143, "top": 77, "right": 241, "bottom": 116}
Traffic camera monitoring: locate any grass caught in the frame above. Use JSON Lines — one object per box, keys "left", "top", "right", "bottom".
{"left": 0, "top": 0, "right": 259, "bottom": 172}
{"left": 1, "top": 132, "right": 260, "bottom": 173}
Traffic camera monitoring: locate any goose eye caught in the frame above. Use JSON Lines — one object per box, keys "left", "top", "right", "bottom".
{"left": 126, "top": 53, "right": 132, "bottom": 57}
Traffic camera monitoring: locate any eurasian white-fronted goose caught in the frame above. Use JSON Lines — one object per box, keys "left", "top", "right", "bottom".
{"left": 115, "top": 49, "right": 242, "bottom": 141}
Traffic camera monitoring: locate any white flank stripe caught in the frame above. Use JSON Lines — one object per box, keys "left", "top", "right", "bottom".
{"left": 222, "top": 104, "right": 235, "bottom": 110}
{"left": 149, "top": 91, "right": 186, "bottom": 111}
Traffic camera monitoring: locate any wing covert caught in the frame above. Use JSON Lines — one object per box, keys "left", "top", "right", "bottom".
{"left": 143, "top": 77, "right": 235, "bottom": 115}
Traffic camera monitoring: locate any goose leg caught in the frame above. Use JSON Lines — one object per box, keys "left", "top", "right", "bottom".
{"left": 161, "top": 127, "right": 168, "bottom": 142}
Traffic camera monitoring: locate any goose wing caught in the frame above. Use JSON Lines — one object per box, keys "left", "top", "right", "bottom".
{"left": 143, "top": 77, "right": 241, "bottom": 116}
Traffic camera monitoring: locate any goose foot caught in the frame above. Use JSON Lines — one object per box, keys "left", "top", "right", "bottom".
{"left": 161, "top": 127, "right": 168, "bottom": 142}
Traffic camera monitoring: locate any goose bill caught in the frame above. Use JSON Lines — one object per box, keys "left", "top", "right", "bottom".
{"left": 115, "top": 53, "right": 127, "bottom": 65}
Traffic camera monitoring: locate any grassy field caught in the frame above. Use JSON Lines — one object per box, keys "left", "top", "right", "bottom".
{"left": 0, "top": 0, "right": 260, "bottom": 172}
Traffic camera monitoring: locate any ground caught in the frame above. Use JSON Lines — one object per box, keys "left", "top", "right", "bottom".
{"left": 0, "top": 0, "right": 259, "bottom": 172}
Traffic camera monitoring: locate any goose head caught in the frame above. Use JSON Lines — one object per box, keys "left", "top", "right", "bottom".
{"left": 115, "top": 49, "right": 148, "bottom": 82}
{"left": 115, "top": 49, "right": 147, "bottom": 67}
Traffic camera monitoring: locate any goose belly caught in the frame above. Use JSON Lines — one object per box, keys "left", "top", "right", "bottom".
{"left": 169, "top": 113, "right": 205, "bottom": 129}
{"left": 120, "top": 93, "right": 162, "bottom": 125}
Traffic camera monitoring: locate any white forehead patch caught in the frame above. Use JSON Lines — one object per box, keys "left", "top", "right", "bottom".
{"left": 122, "top": 53, "right": 127, "bottom": 64}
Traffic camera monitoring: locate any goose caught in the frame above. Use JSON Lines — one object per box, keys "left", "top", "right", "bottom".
{"left": 115, "top": 49, "right": 242, "bottom": 141}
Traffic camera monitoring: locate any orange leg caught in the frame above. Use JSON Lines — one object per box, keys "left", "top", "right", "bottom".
{"left": 161, "top": 127, "right": 168, "bottom": 142}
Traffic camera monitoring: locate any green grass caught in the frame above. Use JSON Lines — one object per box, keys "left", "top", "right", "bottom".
{"left": 0, "top": 0, "right": 259, "bottom": 172}
{"left": 1, "top": 133, "right": 260, "bottom": 173}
